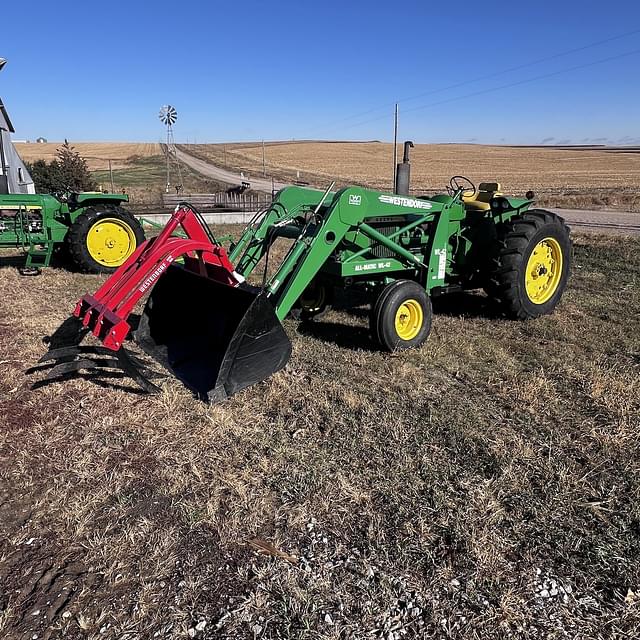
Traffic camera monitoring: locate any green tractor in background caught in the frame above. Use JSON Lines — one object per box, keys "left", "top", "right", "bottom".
{"left": 0, "top": 191, "right": 145, "bottom": 273}
{"left": 0, "top": 56, "right": 145, "bottom": 273}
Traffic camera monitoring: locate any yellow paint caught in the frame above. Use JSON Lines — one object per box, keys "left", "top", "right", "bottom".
{"left": 463, "top": 182, "right": 502, "bottom": 211}
{"left": 525, "top": 237, "right": 563, "bottom": 304}
{"left": 394, "top": 298, "right": 423, "bottom": 340}
{"left": 86, "top": 217, "right": 136, "bottom": 267}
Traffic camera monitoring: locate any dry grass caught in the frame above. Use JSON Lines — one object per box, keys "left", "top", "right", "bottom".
{"left": 12, "top": 143, "right": 223, "bottom": 204}
{"left": 17, "top": 141, "right": 640, "bottom": 211}
{"left": 14, "top": 143, "right": 161, "bottom": 171}
{"left": 186, "top": 142, "right": 640, "bottom": 211}
{"left": 90, "top": 156, "right": 225, "bottom": 205}
{"left": 0, "top": 232, "right": 639, "bottom": 639}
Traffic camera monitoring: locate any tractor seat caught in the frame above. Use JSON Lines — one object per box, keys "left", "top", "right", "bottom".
{"left": 463, "top": 182, "right": 502, "bottom": 211}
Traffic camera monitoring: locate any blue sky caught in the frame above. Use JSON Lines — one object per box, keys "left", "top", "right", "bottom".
{"left": 1, "top": 0, "right": 639, "bottom": 144}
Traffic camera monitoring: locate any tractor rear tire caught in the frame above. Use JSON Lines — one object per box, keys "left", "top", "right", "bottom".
{"left": 371, "top": 280, "right": 432, "bottom": 351}
{"left": 486, "top": 209, "right": 571, "bottom": 319}
{"left": 67, "top": 206, "right": 145, "bottom": 274}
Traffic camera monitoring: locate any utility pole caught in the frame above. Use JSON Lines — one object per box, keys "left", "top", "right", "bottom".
{"left": 392, "top": 103, "right": 399, "bottom": 192}
{"left": 262, "top": 139, "right": 266, "bottom": 177}
{"left": 108, "top": 159, "right": 115, "bottom": 193}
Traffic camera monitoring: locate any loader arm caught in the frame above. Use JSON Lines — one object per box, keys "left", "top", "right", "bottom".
{"left": 260, "top": 186, "right": 451, "bottom": 321}
{"left": 229, "top": 186, "right": 333, "bottom": 277}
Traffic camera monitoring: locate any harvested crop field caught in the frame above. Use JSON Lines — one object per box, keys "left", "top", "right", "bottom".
{"left": 0, "top": 231, "right": 639, "bottom": 639}
{"left": 13, "top": 143, "right": 225, "bottom": 203}
{"left": 185, "top": 142, "right": 640, "bottom": 211}
{"left": 12, "top": 143, "right": 224, "bottom": 204}
{"left": 13, "top": 143, "right": 161, "bottom": 171}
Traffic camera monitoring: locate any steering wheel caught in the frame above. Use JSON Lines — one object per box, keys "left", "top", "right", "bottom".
{"left": 448, "top": 175, "right": 477, "bottom": 198}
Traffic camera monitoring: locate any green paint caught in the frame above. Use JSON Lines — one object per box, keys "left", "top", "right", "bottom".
{"left": 0, "top": 192, "right": 130, "bottom": 267}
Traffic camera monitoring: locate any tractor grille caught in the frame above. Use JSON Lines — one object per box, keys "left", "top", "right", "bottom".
{"left": 371, "top": 225, "right": 398, "bottom": 258}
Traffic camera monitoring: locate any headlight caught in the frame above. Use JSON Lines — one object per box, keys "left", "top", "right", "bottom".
{"left": 501, "top": 200, "right": 509, "bottom": 210}
{"left": 491, "top": 199, "right": 499, "bottom": 209}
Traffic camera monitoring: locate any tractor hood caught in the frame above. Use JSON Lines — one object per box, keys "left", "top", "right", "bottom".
{"left": 73, "top": 192, "right": 129, "bottom": 205}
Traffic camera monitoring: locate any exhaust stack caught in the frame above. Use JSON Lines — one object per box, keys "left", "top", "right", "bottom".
{"left": 394, "top": 140, "right": 414, "bottom": 195}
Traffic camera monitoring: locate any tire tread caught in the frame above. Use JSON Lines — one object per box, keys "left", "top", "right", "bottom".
{"left": 67, "top": 206, "right": 144, "bottom": 273}
{"left": 486, "top": 209, "right": 571, "bottom": 319}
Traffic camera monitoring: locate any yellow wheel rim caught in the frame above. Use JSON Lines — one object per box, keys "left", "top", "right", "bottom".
{"left": 525, "top": 237, "right": 563, "bottom": 304}
{"left": 86, "top": 218, "right": 137, "bottom": 267}
{"left": 394, "top": 298, "right": 423, "bottom": 341}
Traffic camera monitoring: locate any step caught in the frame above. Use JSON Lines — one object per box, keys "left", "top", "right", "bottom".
{"left": 26, "top": 244, "right": 54, "bottom": 267}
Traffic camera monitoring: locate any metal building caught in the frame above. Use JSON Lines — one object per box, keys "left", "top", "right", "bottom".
{"left": 0, "top": 58, "right": 35, "bottom": 194}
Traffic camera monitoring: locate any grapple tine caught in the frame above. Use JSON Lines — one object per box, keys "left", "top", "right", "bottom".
{"left": 33, "top": 313, "right": 163, "bottom": 393}
{"left": 39, "top": 345, "right": 148, "bottom": 368}
{"left": 33, "top": 356, "right": 117, "bottom": 373}
{"left": 44, "top": 315, "right": 89, "bottom": 349}
{"left": 44, "top": 359, "right": 113, "bottom": 379}
{"left": 38, "top": 346, "right": 83, "bottom": 363}
{"left": 116, "top": 348, "right": 161, "bottom": 394}
{"left": 40, "top": 353, "right": 161, "bottom": 394}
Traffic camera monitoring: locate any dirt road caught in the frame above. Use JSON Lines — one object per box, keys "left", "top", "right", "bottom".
{"left": 175, "top": 147, "right": 290, "bottom": 192}
{"left": 550, "top": 208, "right": 640, "bottom": 235}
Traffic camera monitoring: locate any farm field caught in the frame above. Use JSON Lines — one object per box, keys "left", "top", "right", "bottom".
{"left": 13, "top": 143, "right": 161, "bottom": 171}
{"left": 13, "top": 143, "right": 224, "bottom": 203}
{"left": 16, "top": 141, "right": 640, "bottom": 212}
{"left": 0, "top": 230, "right": 639, "bottom": 639}
{"left": 184, "top": 142, "right": 640, "bottom": 211}
{"left": 90, "top": 156, "right": 225, "bottom": 204}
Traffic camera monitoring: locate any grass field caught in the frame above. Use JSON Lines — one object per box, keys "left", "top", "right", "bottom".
{"left": 0, "top": 230, "right": 639, "bottom": 639}
{"left": 91, "top": 156, "right": 225, "bottom": 204}
{"left": 185, "top": 142, "right": 640, "bottom": 211}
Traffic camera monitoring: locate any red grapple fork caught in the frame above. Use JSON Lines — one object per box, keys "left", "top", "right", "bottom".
{"left": 73, "top": 205, "right": 241, "bottom": 351}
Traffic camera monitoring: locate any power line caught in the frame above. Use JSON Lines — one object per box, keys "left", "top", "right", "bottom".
{"left": 305, "top": 27, "right": 640, "bottom": 136}
{"left": 326, "top": 47, "right": 640, "bottom": 134}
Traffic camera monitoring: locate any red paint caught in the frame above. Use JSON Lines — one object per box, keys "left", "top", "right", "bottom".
{"left": 73, "top": 205, "right": 239, "bottom": 351}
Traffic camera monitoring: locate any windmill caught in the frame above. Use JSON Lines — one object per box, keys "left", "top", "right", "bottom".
{"left": 159, "top": 105, "right": 183, "bottom": 194}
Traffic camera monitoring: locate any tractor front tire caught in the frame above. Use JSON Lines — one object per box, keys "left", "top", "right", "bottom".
{"left": 291, "top": 279, "right": 333, "bottom": 322}
{"left": 487, "top": 209, "right": 571, "bottom": 319}
{"left": 371, "top": 280, "right": 432, "bottom": 351}
{"left": 67, "top": 206, "right": 145, "bottom": 274}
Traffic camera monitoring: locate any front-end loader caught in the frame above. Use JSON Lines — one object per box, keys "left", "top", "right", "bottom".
{"left": 35, "top": 151, "right": 571, "bottom": 401}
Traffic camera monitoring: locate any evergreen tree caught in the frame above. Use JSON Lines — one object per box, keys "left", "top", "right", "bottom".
{"left": 55, "top": 140, "right": 97, "bottom": 192}
{"left": 25, "top": 140, "right": 97, "bottom": 194}
{"left": 25, "top": 159, "right": 61, "bottom": 193}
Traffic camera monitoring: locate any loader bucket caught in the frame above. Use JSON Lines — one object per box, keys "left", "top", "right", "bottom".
{"left": 134, "top": 264, "right": 292, "bottom": 402}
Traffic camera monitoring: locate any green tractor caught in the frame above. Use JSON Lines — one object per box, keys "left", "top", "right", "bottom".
{"left": 37, "top": 142, "right": 571, "bottom": 402}
{"left": 0, "top": 191, "right": 145, "bottom": 273}
{"left": 0, "top": 56, "right": 145, "bottom": 273}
